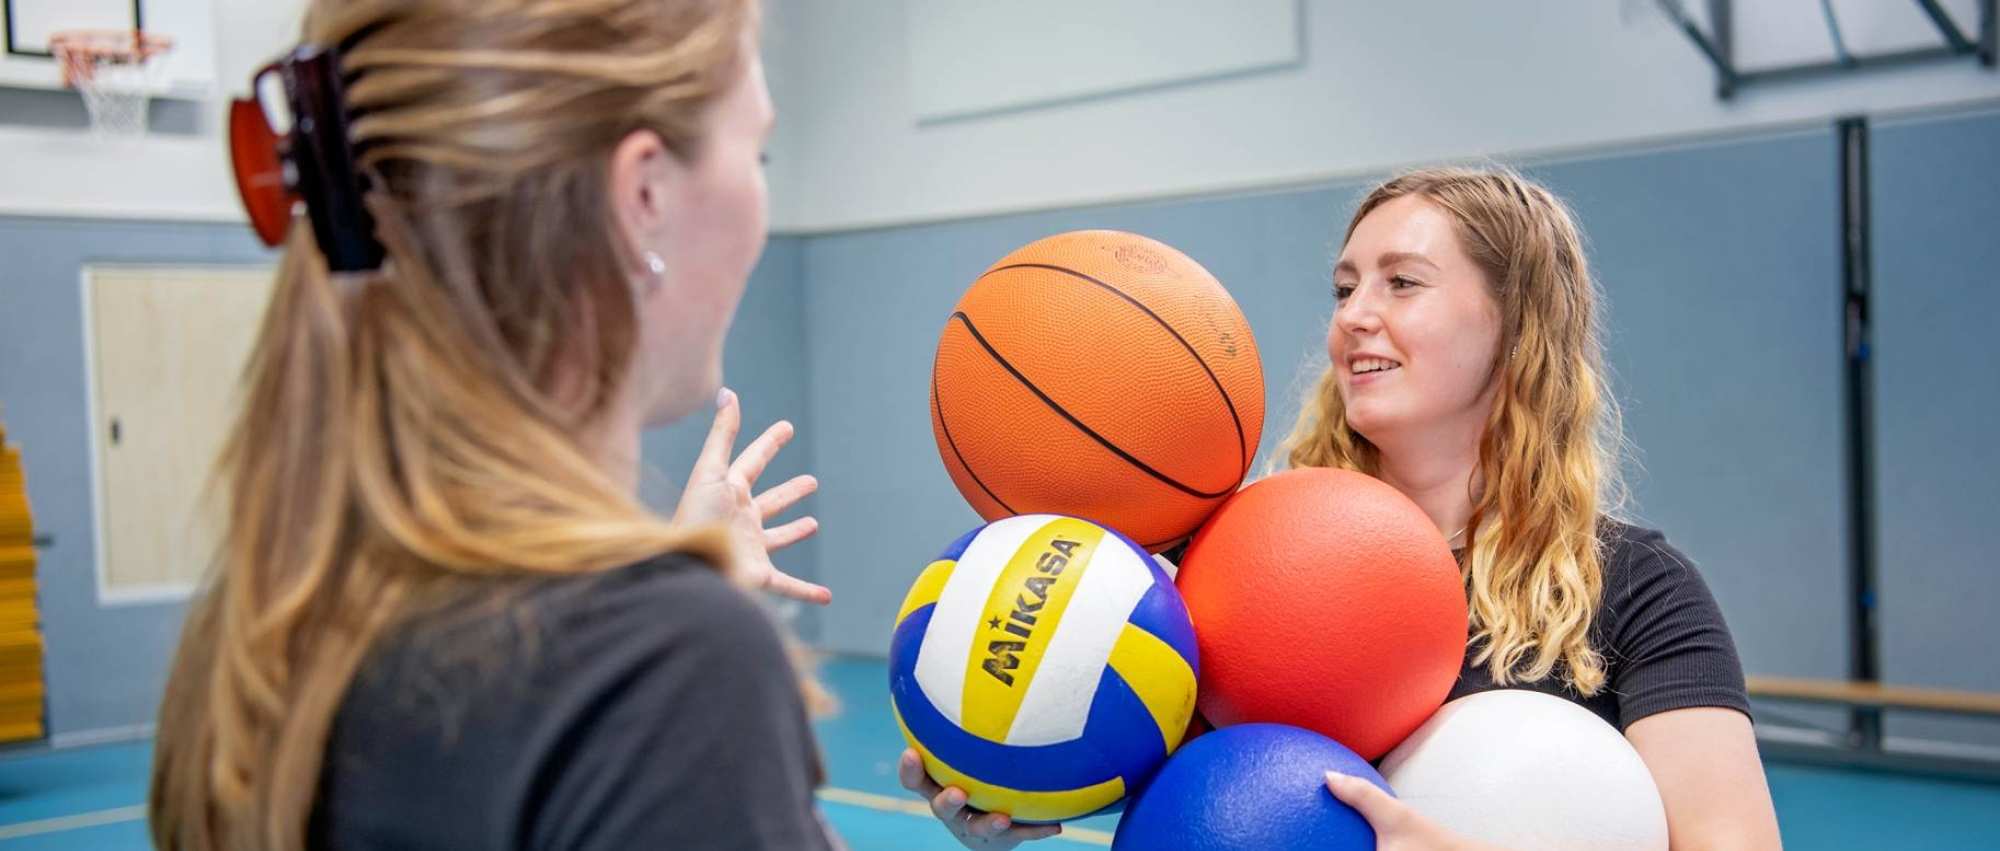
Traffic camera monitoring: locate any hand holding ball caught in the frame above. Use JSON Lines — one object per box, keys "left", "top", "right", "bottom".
{"left": 1380, "top": 690, "right": 1670, "bottom": 851}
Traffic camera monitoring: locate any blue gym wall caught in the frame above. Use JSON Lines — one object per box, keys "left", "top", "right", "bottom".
{"left": 2, "top": 105, "right": 1995, "bottom": 749}
{"left": 0, "top": 218, "right": 269, "bottom": 740}
{"left": 1526, "top": 131, "right": 1852, "bottom": 688}
{"left": 1870, "top": 107, "right": 2000, "bottom": 749}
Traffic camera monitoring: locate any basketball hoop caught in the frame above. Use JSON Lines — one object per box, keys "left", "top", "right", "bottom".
{"left": 49, "top": 30, "right": 176, "bottom": 137}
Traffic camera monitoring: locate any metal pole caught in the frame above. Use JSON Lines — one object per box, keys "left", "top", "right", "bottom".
{"left": 1836, "top": 116, "right": 1884, "bottom": 753}
{"left": 1912, "top": 0, "right": 1975, "bottom": 53}
{"left": 1656, "top": 0, "right": 1738, "bottom": 97}
{"left": 1823, "top": 0, "right": 1856, "bottom": 65}
{"left": 1708, "top": 0, "right": 1737, "bottom": 98}
{"left": 1982, "top": 0, "right": 1997, "bottom": 66}
{"left": 1736, "top": 46, "right": 1964, "bottom": 87}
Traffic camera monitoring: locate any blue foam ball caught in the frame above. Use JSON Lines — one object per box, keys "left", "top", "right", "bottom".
{"left": 1112, "top": 723, "right": 1389, "bottom": 851}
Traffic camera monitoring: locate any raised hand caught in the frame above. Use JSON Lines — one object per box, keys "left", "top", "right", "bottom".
{"left": 675, "top": 388, "right": 830, "bottom": 604}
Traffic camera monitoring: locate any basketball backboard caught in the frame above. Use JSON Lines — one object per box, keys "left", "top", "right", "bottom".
{"left": 0, "top": 0, "right": 215, "bottom": 95}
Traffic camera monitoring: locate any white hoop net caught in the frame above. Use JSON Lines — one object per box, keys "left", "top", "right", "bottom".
{"left": 50, "top": 31, "right": 176, "bottom": 137}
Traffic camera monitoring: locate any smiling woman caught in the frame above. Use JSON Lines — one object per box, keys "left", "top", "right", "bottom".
{"left": 1284, "top": 167, "right": 1783, "bottom": 849}
{"left": 896, "top": 167, "right": 1787, "bottom": 851}
{"left": 1296, "top": 171, "right": 1616, "bottom": 703}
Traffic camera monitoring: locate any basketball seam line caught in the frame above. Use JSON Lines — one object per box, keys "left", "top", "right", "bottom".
{"left": 937, "top": 359, "right": 1178, "bottom": 549}
{"left": 933, "top": 367, "right": 1018, "bottom": 515}
{"left": 947, "top": 311, "right": 1233, "bottom": 500}
{"left": 982, "top": 262, "right": 1251, "bottom": 474}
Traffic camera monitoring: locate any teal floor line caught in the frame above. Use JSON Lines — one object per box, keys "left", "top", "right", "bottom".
{"left": 0, "top": 741, "right": 150, "bottom": 828}
{"left": 0, "top": 656, "right": 1994, "bottom": 848}
{"left": 0, "top": 819, "right": 149, "bottom": 850}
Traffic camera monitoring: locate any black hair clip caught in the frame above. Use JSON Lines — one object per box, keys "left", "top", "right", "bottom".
{"left": 228, "top": 44, "right": 385, "bottom": 273}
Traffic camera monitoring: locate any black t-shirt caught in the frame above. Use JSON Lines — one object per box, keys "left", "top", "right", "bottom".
{"left": 1444, "top": 518, "right": 1753, "bottom": 730}
{"left": 311, "top": 554, "right": 839, "bottom": 851}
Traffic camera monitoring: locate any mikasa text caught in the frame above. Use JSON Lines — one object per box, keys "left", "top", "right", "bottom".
{"left": 980, "top": 537, "right": 1084, "bottom": 687}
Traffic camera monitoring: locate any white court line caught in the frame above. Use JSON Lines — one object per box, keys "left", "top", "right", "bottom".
{"left": 0, "top": 805, "right": 145, "bottom": 840}
{"left": 816, "top": 787, "right": 1114, "bottom": 847}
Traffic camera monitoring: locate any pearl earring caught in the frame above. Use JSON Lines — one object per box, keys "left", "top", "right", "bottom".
{"left": 642, "top": 251, "right": 667, "bottom": 294}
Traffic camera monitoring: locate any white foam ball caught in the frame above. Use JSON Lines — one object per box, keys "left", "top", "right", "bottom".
{"left": 1378, "top": 689, "right": 1668, "bottom": 851}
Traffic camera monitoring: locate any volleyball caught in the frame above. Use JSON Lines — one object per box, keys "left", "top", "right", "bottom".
{"left": 888, "top": 514, "right": 1200, "bottom": 822}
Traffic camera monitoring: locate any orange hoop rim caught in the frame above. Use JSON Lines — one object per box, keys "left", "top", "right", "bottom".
{"left": 47, "top": 29, "right": 176, "bottom": 52}
{"left": 48, "top": 30, "right": 176, "bottom": 86}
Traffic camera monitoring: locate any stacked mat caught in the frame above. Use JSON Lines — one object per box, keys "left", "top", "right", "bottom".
{"left": 0, "top": 418, "right": 45, "bottom": 743}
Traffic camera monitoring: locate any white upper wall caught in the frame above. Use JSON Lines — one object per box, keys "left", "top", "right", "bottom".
{"left": 765, "top": 0, "right": 2000, "bottom": 233}
{"left": 760, "top": 0, "right": 806, "bottom": 231}
{"left": 6, "top": 0, "right": 1996, "bottom": 228}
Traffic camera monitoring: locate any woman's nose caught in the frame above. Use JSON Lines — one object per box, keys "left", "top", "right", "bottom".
{"left": 1335, "top": 284, "right": 1383, "bottom": 336}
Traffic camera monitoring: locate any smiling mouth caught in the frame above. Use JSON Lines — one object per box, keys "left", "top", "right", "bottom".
{"left": 1349, "top": 357, "right": 1402, "bottom": 376}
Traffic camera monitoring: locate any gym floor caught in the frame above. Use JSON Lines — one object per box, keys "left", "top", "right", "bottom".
{"left": 1, "top": 657, "right": 1997, "bottom": 849}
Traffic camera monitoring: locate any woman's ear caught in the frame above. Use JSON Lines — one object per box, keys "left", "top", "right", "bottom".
{"left": 608, "top": 129, "right": 672, "bottom": 263}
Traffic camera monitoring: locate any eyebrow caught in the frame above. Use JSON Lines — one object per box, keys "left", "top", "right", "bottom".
{"left": 1334, "top": 250, "right": 1438, "bottom": 278}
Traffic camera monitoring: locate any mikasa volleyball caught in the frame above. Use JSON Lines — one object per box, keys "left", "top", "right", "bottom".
{"left": 889, "top": 514, "right": 1201, "bottom": 822}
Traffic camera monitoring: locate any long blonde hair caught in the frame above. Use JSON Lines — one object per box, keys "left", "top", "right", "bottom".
{"left": 1279, "top": 167, "right": 1628, "bottom": 696}
{"left": 150, "top": 1, "right": 762, "bottom": 848}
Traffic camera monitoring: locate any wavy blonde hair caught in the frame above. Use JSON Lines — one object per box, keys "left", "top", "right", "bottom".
{"left": 1279, "top": 167, "right": 1628, "bottom": 696}
{"left": 149, "top": 1, "right": 778, "bottom": 848}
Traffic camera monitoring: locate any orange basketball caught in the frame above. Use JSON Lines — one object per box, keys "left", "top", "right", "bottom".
{"left": 1175, "top": 468, "right": 1468, "bottom": 760}
{"left": 929, "top": 230, "right": 1264, "bottom": 550}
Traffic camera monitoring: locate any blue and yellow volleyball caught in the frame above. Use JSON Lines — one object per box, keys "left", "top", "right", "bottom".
{"left": 889, "top": 514, "right": 1200, "bottom": 823}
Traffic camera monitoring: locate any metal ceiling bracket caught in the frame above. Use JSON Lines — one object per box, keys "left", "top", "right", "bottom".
{"left": 1656, "top": 0, "right": 1995, "bottom": 98}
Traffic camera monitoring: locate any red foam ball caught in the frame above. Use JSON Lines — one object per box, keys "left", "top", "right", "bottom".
{"left": 1176, "top": 468, "right": 1467, "bottom": 760}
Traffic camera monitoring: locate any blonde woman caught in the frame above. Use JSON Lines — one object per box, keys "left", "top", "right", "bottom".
{"left": 903, "top": 168, "right": 1784, "bottom": 849}
{"left": 149, "top": 1, "right": 837, "bottom": 849}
